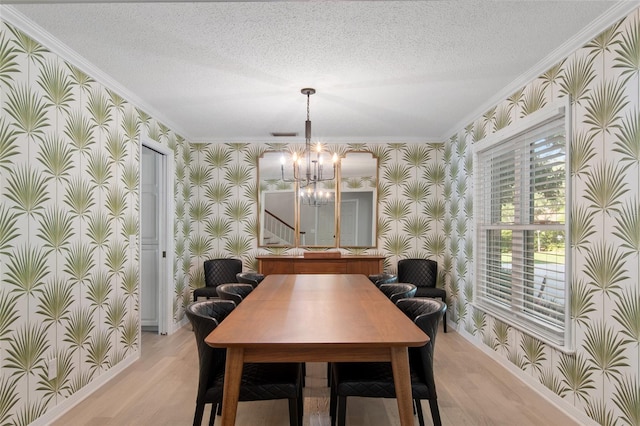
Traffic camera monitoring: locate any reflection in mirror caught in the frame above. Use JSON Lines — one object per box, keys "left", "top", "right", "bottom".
{"left": 339, "top": 152, "right": 378, "bottom": 247}
{"left": 299, "top": 180, "right": 336, "bottom": 247}
{"left": 259, "top": 152, "right": 295, "bottom": 247}
{"left": 258, "top": 150, "right": 378, "bottom": 249}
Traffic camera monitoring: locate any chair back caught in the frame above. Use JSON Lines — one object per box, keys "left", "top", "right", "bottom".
{"left": 236, "top": 272, "right": 265, "bottom": 287}
{"left": 185, "top": 300, "right": 236, "bottom": 400}
{"left": 379, "top": 283, "right": 417, "bottom": 303}
{"left": 396, "top": 298, "right": 446, "bottom": 395}
{"left": 216, "top": 283, "right": 254, "bottom": 304}
{"left": 397, "top": 258, "right": 437, "bottom": 288}
{"left": 368, "top": 273, "right": 398, "bottom": 287}
{"left": 203, "top": 258, "right": 242, "bottom": 289}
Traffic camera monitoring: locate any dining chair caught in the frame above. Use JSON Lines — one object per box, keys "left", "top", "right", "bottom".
{"left": 378, "top": 283, "right": 417, "bottom": 303}
{"left": 186, "top": 300, "right": 303, "bottom": 426}
{"left": 367, "top": 273, "right": 398, "bottom": 287}
{"left": 193, "top": 258, "right": 243, "bottom": 302}
{"left": 397, "top": 258, "right": 447, "bottom": 332}
{"left": 329, "top": 298, "right": 446, "bottom": 426}
{"left": 216, "top": 283, "right": 254, "bottom": 305}
{"left": 235, "top": 272, "right": 265, "bottom": 287}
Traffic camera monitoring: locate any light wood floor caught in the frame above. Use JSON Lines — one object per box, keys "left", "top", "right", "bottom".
{"left": 52, "top": 326, "right": 579, "bottom": 426}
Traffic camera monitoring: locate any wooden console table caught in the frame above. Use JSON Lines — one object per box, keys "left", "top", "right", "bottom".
{"left": 257, "top": 255, "right": 384, "bottom": 275}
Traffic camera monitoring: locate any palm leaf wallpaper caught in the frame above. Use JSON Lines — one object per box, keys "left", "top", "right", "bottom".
{"left": 445, "top": 10, "right": 640, "bottom": 426}
{"left": 0, "top": 20, "right": 190, "bottom": 424}
{"left": 2, "top": 5, "right": 640, "bottom": 426}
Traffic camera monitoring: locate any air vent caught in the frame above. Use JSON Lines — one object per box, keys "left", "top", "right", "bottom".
{"left": 271, "top": 132, "right": 298, "bottom": 137}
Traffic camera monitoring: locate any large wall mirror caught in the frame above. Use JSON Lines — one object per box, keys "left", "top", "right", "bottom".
{"left": 258, "top": 151, "right": 296, "bottom": 247}
{"left": 338, "top": 152, "right": 377, "bottom": 248}
{"left": 258, "top": 150, "right": 378, "bottom": 249}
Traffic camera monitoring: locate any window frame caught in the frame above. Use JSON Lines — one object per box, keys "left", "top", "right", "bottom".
{"left": 472, "top": 99, "right": 572, "bottom": 352}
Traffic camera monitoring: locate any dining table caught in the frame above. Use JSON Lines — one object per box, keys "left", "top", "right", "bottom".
{"left": 204, "top": 273, "right": 429, "bottom": 426}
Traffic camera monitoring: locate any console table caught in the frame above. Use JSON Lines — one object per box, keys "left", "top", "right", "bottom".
{"left": 256, "top": 255, "right": 384, "bottom": 276}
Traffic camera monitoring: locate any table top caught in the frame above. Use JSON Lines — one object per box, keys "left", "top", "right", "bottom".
{"left": 205, "top": 274, "right": 428, "bottom": 349}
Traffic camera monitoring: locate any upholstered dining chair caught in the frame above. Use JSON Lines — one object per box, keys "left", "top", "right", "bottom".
{"left": 236, "top": 272, "right": 265, "bottom": 287}
{"left": 186, "top": 300, "right": 303, "bottom": 426}
{"left": 397, "top": 258, "right": 447, "bottom": 332}
{"left": 193, "top": 258, "right": 242, "bottom": 302}
{"left": 216, "top": 283, "right": 254, "bottom": 305}
{"left": 329, "top": 298, "right": 446, "bottom": 426}
{"left": 378, "top": 283, "right": 417, "bottom": 303}
{"left": 367, "top": 273, "right": 398, "bottom": 287}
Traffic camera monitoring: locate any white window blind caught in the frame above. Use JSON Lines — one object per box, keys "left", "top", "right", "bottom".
{"left": 474, "top": 102, "right": 571, "bottom": 350}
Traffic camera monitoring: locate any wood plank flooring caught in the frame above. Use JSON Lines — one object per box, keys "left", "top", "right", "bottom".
{"left": 52, "top": 326, "right": 579, "bottom": 426}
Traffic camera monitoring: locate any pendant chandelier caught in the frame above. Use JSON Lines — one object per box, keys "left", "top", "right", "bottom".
{"left": 281, "top": 88, "right": 338, "bottom": 189}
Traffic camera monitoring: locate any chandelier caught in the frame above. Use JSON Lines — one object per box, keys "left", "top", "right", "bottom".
{"left": 300, "top": 183, "right": 334, "bottom": 207}
{"left": 281, "top": 88, "right": 338, "bottom": 189}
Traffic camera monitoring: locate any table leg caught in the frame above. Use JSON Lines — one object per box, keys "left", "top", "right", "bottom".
{"left": 220, "top": 347, "right": 244, "bottom": 426}
{"left": 390, "top": 346, "right": 414, "bottom": 426}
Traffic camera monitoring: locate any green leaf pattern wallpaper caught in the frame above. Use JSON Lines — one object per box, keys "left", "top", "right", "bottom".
{"left": 2, "top": 4, "right": 640, "bottom": 425}
{"left": 188, "top": 142, "right": 443, "bottom": 273}
{"left": 0, "top": 20, "right": 191, "bottom": 424}
{"left": 444, "top": 10, "right": 640, "bottom": 425}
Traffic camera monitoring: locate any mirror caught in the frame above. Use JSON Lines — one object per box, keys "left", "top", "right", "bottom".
{"left": 299, "top": 179, "right": 337, "bottom": 247}
{"left": 258, "top": 150, "right": 378, "bottom": 248}
{"left": 258, "top": 151, "right": 295, "bottom": 247}
{"left": 339, "top": 152, "right": 377, "bottom": 247}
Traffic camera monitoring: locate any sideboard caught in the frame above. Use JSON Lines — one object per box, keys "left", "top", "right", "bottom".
{"left": 256, "top": 255, "right": 385, "bottom": 276}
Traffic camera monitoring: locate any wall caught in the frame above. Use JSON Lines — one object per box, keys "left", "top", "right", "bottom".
{"left": 189, "top": 141, "right": 443, "bottom": 275}
{"left": 0, "top": 18, "right": 191, "bottom": 425}
{"left": 445, "top": 8, "right": 640, "bottom": 425}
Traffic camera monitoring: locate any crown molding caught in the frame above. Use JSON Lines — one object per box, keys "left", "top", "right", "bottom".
{"left": 1, "top": 5, "right": 191, "bottom": 141}
{"left": 442, "top": 1, "right": 640, "bottom": 140}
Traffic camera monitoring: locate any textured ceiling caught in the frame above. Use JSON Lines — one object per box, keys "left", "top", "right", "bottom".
{"left": 4, "top": 1, "right": 632, "bottom": 143}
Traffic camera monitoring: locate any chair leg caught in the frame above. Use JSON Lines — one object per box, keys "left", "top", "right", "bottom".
{"left": 429, "top": 399, "right": 442, "bottom": 426}
{"left": 299, "top": 391, "right": 304, "bottom": 426}
{"left": 193, "top": 402, "right": 205, "bottom": 426}
{"left": 288, "top": 396, "right": 299, "bottom": 426}
{"left": 415, "top": 399, "right": 425, "bottom": 426}
{"left": 297, "top": 371, "right": 304, "bottom": 426}
{"left": 329, "top": 373, "right": 337, "bottom": 425}
{"left": 337, "top": 396, "right": 347, "bottom": 426}
{"left": 441, "top": 298, "right": 447, "bottom": 333}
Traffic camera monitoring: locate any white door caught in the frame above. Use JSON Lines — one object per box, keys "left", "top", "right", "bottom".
{"left": 141, "top": 146, "right": 163, "bottom": 331}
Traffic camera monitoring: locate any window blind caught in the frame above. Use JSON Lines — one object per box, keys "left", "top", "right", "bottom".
{"left": 475, "top": 104, "right": 570, "bottom": 349}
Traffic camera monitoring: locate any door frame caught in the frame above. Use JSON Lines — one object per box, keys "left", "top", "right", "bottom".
{"left": 139, "top": 136, "right": 175, "bottom": 336}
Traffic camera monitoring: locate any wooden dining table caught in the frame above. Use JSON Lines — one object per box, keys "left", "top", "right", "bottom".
{"left": 205, "top": 273, "right": 428, "bottom": 426}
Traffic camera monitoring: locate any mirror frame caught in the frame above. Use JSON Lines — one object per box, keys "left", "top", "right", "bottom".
{"left": 336, "top": 151, "right": 378, "bottom": 248}
{"left": 258, "top": 150, "right": 378, "bottom": 249}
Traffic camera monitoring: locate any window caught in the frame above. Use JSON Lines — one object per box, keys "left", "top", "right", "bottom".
{"left": 474, "top": 101, "right": 571, "bottom": 351}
